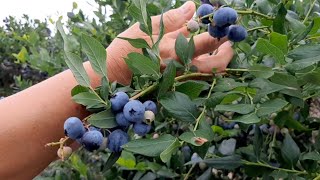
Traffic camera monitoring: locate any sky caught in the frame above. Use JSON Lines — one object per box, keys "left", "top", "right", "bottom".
{"left": 0, "top": 0, "right": 99, "bottom": 26}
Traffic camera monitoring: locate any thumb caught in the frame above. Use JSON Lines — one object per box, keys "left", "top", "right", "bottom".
{"left": 152, "top": 1, "right": 196, "bottom": 34}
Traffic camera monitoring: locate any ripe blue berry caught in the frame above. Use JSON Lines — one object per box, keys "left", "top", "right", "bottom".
{"left": 227, "top": 25, "right": 247, "bottom": 42}
{"left": 116, "top": 112, "right": 130, "bottom": 128}
{"left": 64, "top": 117, "right": 86, "bottom": 140}
{"left": 123, "top": 100, "right": 145, "bottom": 123}
{"left": 196, "top": 4, "right": 214, "bottom": 24}
{"left": 213, "top": 7, "right": 237, "bottom": 27}
{"left": 110, "top": 92, "right": 129, "bottom": 112}
{"left": 208, "top": 25, "right": 229, "bottom": 38}
{"left": 81, "top": 130, "right": 104, "bottom": 152}
{"left": 107, "top": 129, "right": 129, "bottom": 152}
{"left": 143, "top": 100, "right": 157, "bottom": 114}
{"left": 133, "top": 123, "right": 151, "bottom": 136}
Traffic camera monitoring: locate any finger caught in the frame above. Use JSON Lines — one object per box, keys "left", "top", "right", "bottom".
{"left": 167, "top": 26, "right": 190, "bottom": 39}
{"left": 151, "top": 1, "right": 196, "bottom": 34}
{"left": 192, "top": 32, "right": 228, "bottom": 57}
{"left": 191, "top": 41, "right": 233, "bottom": 73}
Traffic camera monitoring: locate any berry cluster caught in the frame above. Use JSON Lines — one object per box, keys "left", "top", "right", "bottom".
{"left": 187, "top": 2, "right": 247, "bottom": 42}
{"left": 61, "top": 91, "right": 157, "bottom": 158}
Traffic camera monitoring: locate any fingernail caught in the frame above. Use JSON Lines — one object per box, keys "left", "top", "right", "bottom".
{"left": 180, "top": 2, "right": 190, "bottom": 14}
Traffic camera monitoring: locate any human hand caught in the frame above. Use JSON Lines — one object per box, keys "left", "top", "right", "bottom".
{"left": 105, "top": 1, "right": 234, "bottom": 85}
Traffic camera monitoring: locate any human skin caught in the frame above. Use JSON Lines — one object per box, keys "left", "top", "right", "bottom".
{"left": 0, "top": 1, "right": 233, "bottom": 179}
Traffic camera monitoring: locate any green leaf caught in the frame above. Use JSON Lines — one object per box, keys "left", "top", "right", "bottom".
{"left": 232, "top": 113, "right": 260, "bottom": 124}
{"left": 250, "top": 78, "right": 286, "bottom": 101}
{"left": 70, "top": 154, "right": 88, "bottom": 177}
{"left": 270, "top": 32, "right": 288, "bottom": 54}
{"left": 288, "top": 44, "right": 320, "bottom": 60}
{"left": 118, "top": 37, "right": 150, "bottom": 49}
{"left": 205, "top": 92, "right": 226, "bottom": 108}
{"left": 87, "top": 110, "right": 117, "bottom": 128}
{"left": 116, "top": 151, "right": 136, "bottom": 169}
{"left": 123, "top": 134, "right": 176, "bottom": 157}
{"left": 72, "top": 92, "right": 103, "bottom": 107}
{"left": 248, "top": 64, "right": 274, "bottom": 79}
{"left": 195, "top": 155, "right": 243, "bottom": 170}
{"left": 64, "top": 52, "right": 91, "bottom": 87}
{"left": 302, "top": 69, "right": 320, "bottom": 85}
{"left": 154, "top": 13, "right": 164, "bottom": 51}
{"left": 272, "top": 3, "right": 287, "bottom": 34}
{"left": 175, "top": 80, "right": 210, "bottom": 100}
{"left": 257, "top": 99, "right": 288, "bottom": 117}
{"left": 179, "top": 129, "right": 214, "bottom": 146}
{"left": 285, "top": 55, "right": 320, "bottom": 71}
{"left": 102, "top": 152, "right": 121, "bottom": 173}
{"left": 160, "top": 138, "right": 181, "bottom": 163}
{"left": 213, "top": 78, "right": 248, "bottom": 92}
{"left": 300, "top": 151, "right": 320, "bottom": 161}
{"left": 253, "top": 125, "right": 263, "bottom": 160}
{"left": 175, "top": 33, "right": 189, "bottom": 65}
{"left": 12, "top": 46, "right": 29, "bottom": 63}
{"left": 281, "top": 133, "right": 301, "bottom": 168}
{"left": 125, "top": 52, "right": 160, "bottom": 76}
{"left": 128, "top": 0, "right": 152, "bottom": 35}
{"left": 309, "top": 17, "right": 320, "bottom": 35}
{"left": 159, "top": 92, "right": 199, "bottom": 122}
{"left": 214, "top": 104, "right": 255, "bottom": 115}
{"left": 81, "top": 34, "right": 107, "bottom": 77}
{"left": 100, "top": 77, "right": 109, "bottom": 100}
{"left": 291, "top": 20, "right": 314, "bottom": 44}
{"left": 157, "top": 61, "right": 176, "bottom": 98}
{"left": 274, "top": 111, "right": 307, "bottom": 129}
{"left": 187, "top": 36, "right": 195, "bottom": 63}
{"left": 269, "top": 171, "right": 288, "bottom": 180}
{"left": 255, "top": 38, "right": 285, "bottom": 65}
{"left": 71, "top": 85, "right": 89, "bottom": 96}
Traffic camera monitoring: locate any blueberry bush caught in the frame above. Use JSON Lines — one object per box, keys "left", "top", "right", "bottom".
{"left": 2, "top": 0, "right": 320, "bottom": 179}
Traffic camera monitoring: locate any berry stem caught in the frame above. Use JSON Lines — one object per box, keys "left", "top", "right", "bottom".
{"left": 45, "top": 137, "right": 69, "bottom": 147}
{"left": 130, "top": 73, "right": 213, "bottom": 100}
{"left": 236, "top": 10, "right": 274, "bottom": 20}
{"left": 174, "top": 72, "right": 213, "bottom": 81}
{"left": 183, "top": 164, "right": 196, "bottom": 180}
{"left": 130, "top": 83, "right": 158, "bottom": 100}
{"left": 247, "top": 26, "right": 270, "bottom": 32}
{"left": 243, "top": 160, "right": 308, "bottom": 175}
{"left": 199, "top": 9, "right": 273, "bottom": 22}
{"left": 193, "top": 78, "right": 216, "bottom": 131}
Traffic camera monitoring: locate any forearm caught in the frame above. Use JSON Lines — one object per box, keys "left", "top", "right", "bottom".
{"left": 0, "top": 47, "right": 131, "bottom": 179}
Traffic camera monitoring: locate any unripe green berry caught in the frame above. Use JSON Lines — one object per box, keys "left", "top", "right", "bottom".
{"left": 187, "top": 20, "right": 200, "bottom": 33}
{"left": 57, "top": 146, "right": 72, "bottom": 160}
{"left": 143, "top": 110, "right": 155, "bottom": 124}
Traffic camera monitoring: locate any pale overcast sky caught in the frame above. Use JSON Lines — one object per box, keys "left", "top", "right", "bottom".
{"left": 0, "top": 0, "right": 98, "bottom": 25}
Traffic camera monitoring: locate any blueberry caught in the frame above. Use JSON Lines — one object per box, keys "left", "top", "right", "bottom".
{"left": 110, "top": 92, "right": 129, "bottom": 112}
{"left": 227, "top": 25, "right": 247, "bottom": 42}
{"left": 181, "top": 146, "right": 192, "bottom": 161}
{"left": 81, "top": 130, "right": 104, "bottom": 152}
{"left": 123, "top": 100, "right": 145, "bottom": 123}
{"left": 133, "top": 123, "right": 151, "bottom": 136}
{"left": 143, "top": 100, "right": 157, "bottom": 114}
{"left": 107, "top": 129, "right": 129, "bottom": 152}
{"left": 213, "top": 7, "right": 237, "bottom": 27}
{"left": 187, "top": 20, "right": 200, "bottom": 33}
{"left": 208, "top": 25, "right": 229, "bottom": 39}
{"left": 64, "top": 117, "right": 86, "bottom": 140}
{"left": 89, "top": 126, "right": 100, "bottom": 131}
{"left": 197, "top": 4, "right": 214, "bottom": 24}
{"left": 116, "top": 112, "right": 130, "bottom": 128}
